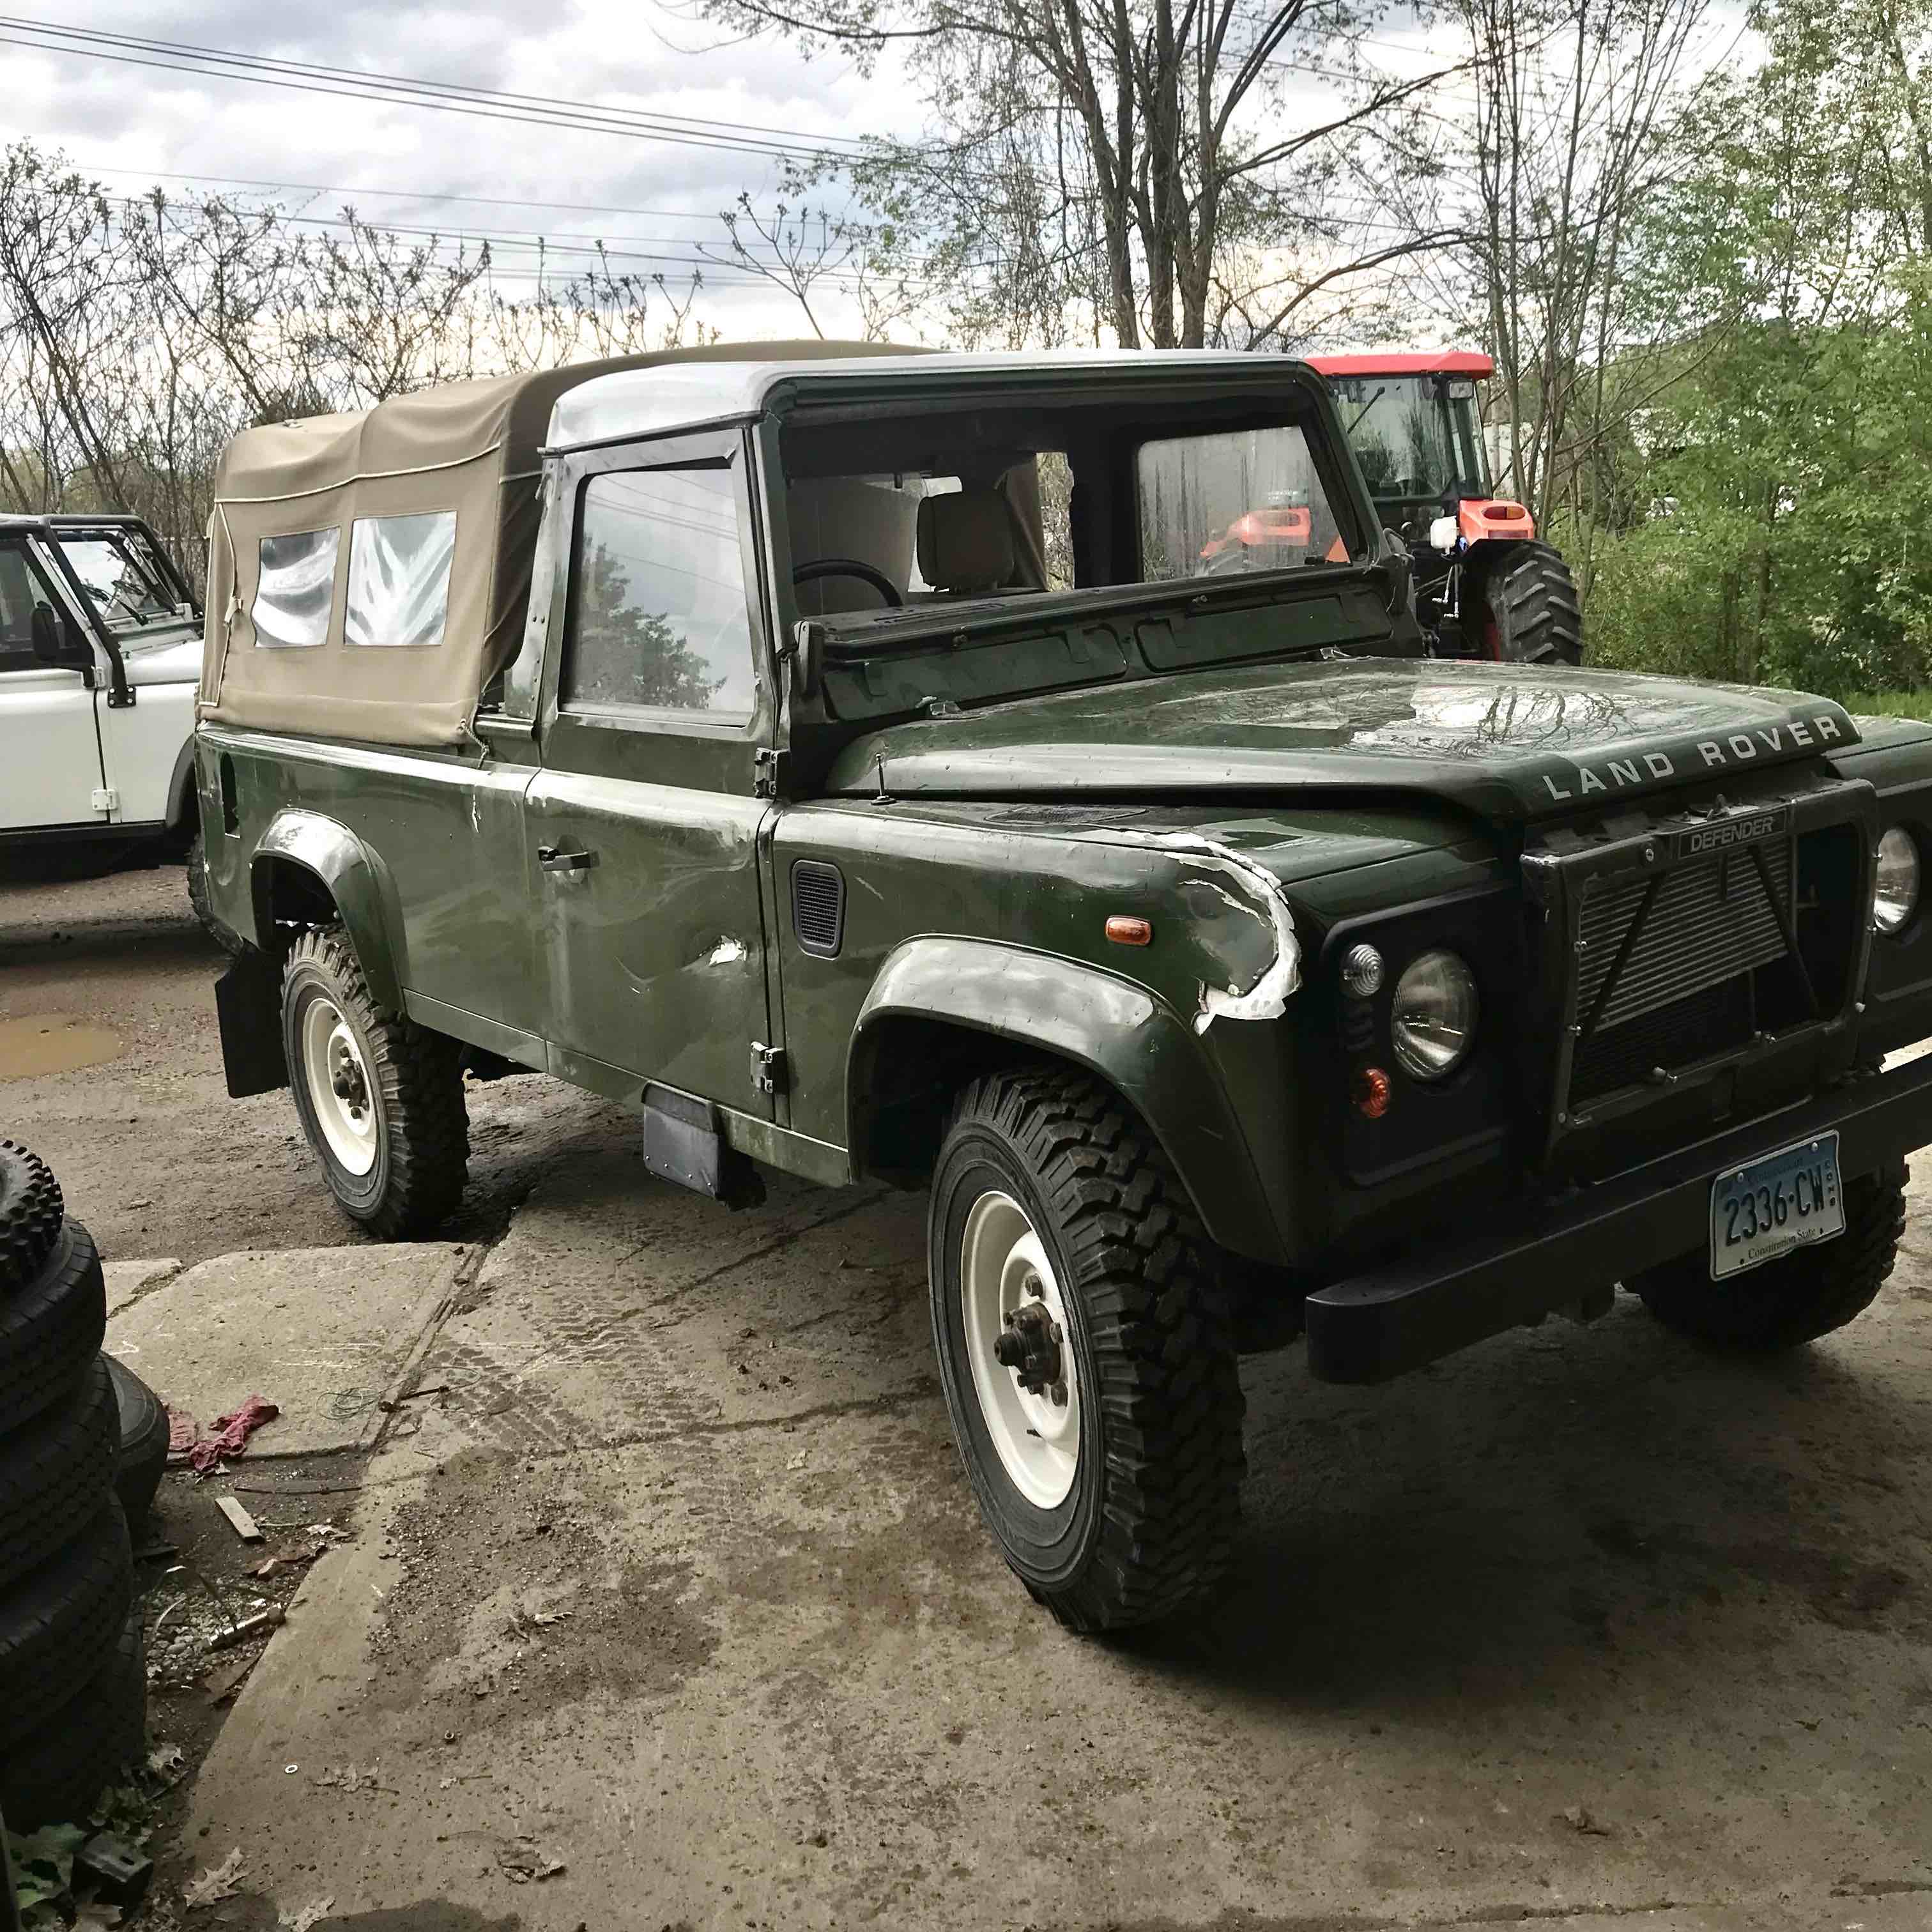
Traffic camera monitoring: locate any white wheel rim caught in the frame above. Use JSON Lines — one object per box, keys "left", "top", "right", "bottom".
{"left": 300, "top": 995, "right": 378, "bottom": 1177}
{"left": 960, "top": 1190, "right": 1081, "bottom": 1508}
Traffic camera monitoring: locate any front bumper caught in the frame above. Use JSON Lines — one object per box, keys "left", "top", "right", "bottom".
{"left": 1304, "top": 1050, "right": 1932, "bottom": 1383}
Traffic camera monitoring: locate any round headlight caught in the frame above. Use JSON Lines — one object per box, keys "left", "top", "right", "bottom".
{"left": 1392, "top": 949, "right": 1480, "bottom": 1081}
{"left": 1874, "top": 826, "right": 1920, "bottom": 934}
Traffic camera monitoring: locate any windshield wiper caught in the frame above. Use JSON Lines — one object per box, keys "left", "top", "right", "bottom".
{"left": 1342, "top": 385, "right": 1388, "bottom": 440}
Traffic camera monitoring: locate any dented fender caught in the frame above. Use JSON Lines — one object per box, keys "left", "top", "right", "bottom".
{"left": 850, "top": 935, "right": 1289, "bottom": 1262}
{"left": 250, "top": 808, "right": 404, "bottom": 1012}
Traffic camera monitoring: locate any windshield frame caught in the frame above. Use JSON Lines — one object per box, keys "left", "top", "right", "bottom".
{"left": 50, "top": 526, "right": 185, "bottom": 629}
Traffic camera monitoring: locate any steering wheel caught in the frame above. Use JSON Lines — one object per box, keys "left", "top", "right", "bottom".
{"left": 792, "top": 558, "right": 903, "bottom": 608}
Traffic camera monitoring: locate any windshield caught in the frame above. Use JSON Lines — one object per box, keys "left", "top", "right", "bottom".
{"left": 1138, "top": 426, "right": 1346, "bottom": 579}
{"left": 56, "top": 532, "right": 178, "bottom": 626}
{"left": 1324, "top": 375, "right": 1490, "bottom": 514}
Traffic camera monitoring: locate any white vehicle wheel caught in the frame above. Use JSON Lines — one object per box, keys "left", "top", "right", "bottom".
{"left": 959, "top": 1190, "right": 1081, "bottom": 1508}
{"left": 298, "top": 995, "right": 378, "bottom": 1177}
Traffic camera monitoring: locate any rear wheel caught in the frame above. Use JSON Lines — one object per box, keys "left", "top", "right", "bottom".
{"left": 1473, "top": 540, "right": 1583, "bottom": 665}
{"left": 928, "top": 1067, "right": 1245, "bottom": 1631}
{"left": 1632, "top": 1164, "right": 1906, "bottom": 1350}
{"left": 282, "top": 926, "right": 469, "bottom": 1238}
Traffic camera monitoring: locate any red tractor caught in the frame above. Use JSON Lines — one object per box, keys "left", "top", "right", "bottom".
{"left": 1305, "top": 351, "right": 1583, "bottom": 666}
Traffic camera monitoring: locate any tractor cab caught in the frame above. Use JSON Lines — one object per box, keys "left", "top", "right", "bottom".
{"left": 1305, "top": 350, "right": 1579, "bottom": 666}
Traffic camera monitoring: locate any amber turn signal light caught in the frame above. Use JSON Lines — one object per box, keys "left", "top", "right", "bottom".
{"left": 1105, "top": 915, "right": 1153, "bottom": 946}
{"left": 1351, "top": 1066, "right": 1392, "bottom": 1119}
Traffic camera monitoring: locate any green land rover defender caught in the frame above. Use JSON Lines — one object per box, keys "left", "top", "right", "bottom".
{"left": 195, "top": 344, "right": 1932, "bottom": 1630}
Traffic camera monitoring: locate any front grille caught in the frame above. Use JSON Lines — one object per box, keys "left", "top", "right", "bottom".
{"left": 1571, "top": 979, "right": 1752, "bottom": 1103}
{"left": 1575, "top": 838, "right": 1791, "bottom": 1034}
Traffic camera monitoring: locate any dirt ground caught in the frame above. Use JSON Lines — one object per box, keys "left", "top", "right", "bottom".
{"left": 8, "top": 859, "right": 1932, "bottom": 1931}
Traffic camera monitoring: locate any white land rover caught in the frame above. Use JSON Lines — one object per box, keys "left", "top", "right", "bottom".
{"left": 0, "top": 514, "right": 220, "bottom": 935}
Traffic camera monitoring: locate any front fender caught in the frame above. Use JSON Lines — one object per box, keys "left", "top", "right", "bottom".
{"left": 250, "top": 809, "right": 404, "bottom": 1013}
{"left": 850, "top": 935, "right": 1286, "bottom": 1263}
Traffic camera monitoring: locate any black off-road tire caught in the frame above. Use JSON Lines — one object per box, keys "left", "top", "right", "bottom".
{"left": 0, "top": 1501, "right": 133, "bottom": 1756}
{"left": 928, "top": 1067, "right": 1246, "bottom": 1632}
{"left": 1473, "top": 540, "right": 1583, "bottom": 665}
{"left": 1632, "top": 1163, "right": 1907, "bottom": 1351}
{"left": 105, "top": 1353, "right": 168, "bottom": 1530}
{"left": 0, "top": 1139, "right": 63, "bottom": 1291}
{"left": 281, "top": 925, "right": 469, "bottom": 1238}
{"left": 0, "top": 1355, "right": 118, "bottom": 1595}
{"left": 0, "top": 1599, "right": 145, "bottom": 1830}
{"left": 187, "top": 829, "right": 243, "bottom": 956}
{"left": 0, "top": 1220, "right": 107, "bottom": 1436}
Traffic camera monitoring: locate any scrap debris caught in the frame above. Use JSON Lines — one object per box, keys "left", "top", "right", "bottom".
{"left": 214, "top": 1496, "right": 263, "bottom": 1542}
{"left": 188, "top": 1395, "right": 280, "bottom": 1475}
{"left": 498, "top": 1842, "right": 567, "bottom": 1884}
{"left": 182, "top": 1848, "right": 247, "bottom": 1910}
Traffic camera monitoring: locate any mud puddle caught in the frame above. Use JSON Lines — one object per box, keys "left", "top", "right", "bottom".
{"left": 0, "top": 1011, "right": 125, "bottom": 1077}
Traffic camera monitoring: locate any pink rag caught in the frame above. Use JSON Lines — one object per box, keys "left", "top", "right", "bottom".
{"left": 187, "top": 1395, "right": 280, "bottom": 1475}
{"left": 165, "top": 1406, "right": 199, "bottom": 1459}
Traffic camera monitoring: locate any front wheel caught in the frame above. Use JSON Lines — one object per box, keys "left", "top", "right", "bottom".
{"left": 928, "top": 1067, "right": 1245, "bottom": 1631}
{"left": 1471, "top": 539, "right": 1583, "bottom": 665}
{"left": 1631, "top": 1163, "right": 1907, "bottom": 1350}
{"left": 282, "top": 926, "right": 469, "bottom": 1238}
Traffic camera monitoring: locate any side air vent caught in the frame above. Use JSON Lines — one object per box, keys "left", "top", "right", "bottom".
{"left": 792, "top": 859, "right": 846, "bottom": 958}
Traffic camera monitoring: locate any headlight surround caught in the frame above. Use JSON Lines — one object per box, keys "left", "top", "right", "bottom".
{"left": 1392, "top": 948, "right": 1480, "bottom": 1081}
{"left": 1874, "top": 825, "right": 1920, "bottom": 934}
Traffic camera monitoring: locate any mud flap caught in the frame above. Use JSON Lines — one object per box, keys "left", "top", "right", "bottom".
{"left": 215, "top": 953, "right": 289, "bottom": 1098}
{"left": 641, "top": 1082, "right": 765, "bottom": 1209}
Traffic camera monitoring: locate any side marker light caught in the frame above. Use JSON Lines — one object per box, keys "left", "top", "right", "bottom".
{"left": 1352, "top": 1066, "right": 1392, "bottom": 1119}
{"left": 1105, "top": 915, "right": 1153, "bottom": 946}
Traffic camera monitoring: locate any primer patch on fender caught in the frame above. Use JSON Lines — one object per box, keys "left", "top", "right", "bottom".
{"left": 1095, "top": 831, "right": 1302, "bottom": 1032}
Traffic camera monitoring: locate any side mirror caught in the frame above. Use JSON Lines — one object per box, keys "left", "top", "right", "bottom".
{"left": 29, "top": 602, "right": 68, "bottom": 664}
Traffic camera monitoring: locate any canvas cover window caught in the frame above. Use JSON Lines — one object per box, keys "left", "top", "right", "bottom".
{"left": 252, "top": 527, "right": 339, "bottom": 649}
{"left": 564, "top": 467, "right": 753, "bottom": 719}
{"left": 346, "top": 512, "right": 457, "bottom": 649}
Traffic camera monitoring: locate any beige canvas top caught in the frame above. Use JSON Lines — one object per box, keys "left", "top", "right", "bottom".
{"left": 199, "top": 341, "right": 907, "bottom": 748}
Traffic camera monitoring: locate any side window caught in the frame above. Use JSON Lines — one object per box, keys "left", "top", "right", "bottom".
{"left": 253, "top": 528, "right": 339, "bottom": 648}
{"left": 346, "top": 511, "right": 456, "bottom": 648}
{"left": 562, "top": 466, "right": 754, "bottom": 721}
{"left": 0, "top": 544, "right": 73, "bottom": 675}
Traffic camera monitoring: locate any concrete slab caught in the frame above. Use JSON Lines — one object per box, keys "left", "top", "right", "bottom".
{"left": 184, "top": 1151, "right": 1932, "bottom": 1929}
{"left": 107, "top": 1243, "right": 471, "bottom": 1455}
{"left": 103, "top": 1256, "right": 180, "bottom": 1317}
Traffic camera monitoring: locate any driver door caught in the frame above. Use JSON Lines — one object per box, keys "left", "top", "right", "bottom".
{"left": 524, "top": 428, "right": 780, "bottom": 1119}
{"left": 0, "top": 536, "right": 105, "bottom": 832}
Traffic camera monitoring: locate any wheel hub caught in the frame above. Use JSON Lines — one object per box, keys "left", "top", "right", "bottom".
{"left": 993, "top": 1293, "right": 1066, "bottom": 1404}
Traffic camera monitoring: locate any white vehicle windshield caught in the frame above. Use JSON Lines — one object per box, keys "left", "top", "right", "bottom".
{"left": 56, "top": 532, "right": 178, "bottom": 625}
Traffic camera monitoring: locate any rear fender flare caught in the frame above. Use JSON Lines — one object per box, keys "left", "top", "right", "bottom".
{"left": 249, "top": 809, "right": 404, "bottom": 1013}
{"left": 849, "top": 935, "right": 1285, "bottom": 1262}
{"left": 165, "top": 735, "right": 199, "bottom": 833}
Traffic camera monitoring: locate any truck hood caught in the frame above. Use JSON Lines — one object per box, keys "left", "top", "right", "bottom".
{"left": 825, "top": 659, "right": 1862, "bottom": 822}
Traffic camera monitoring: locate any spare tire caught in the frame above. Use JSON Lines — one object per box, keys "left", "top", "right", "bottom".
{"left": 105, "top": 1353, "right": 168, "bottom": 1530}
{"left": 1473, "top": 540, "right": 1584, "bottom": 666}
{"left": 0, "top": 1140, "right": 63, "bottom": 1292}
{"left": 0, "top": 1220, "right": 106, "bottom": 1436}
{"left": 0, "top": 1354, "right": 118, "bottom": 1595}
{"left": 0, "top": 1599, "right": 144, "bottom": 1830}
{"left": 0, "top": 1500, "right": 133, "bottom": 1756}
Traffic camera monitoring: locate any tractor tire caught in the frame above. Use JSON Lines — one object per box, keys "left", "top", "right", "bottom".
{"left": 928, "top": 1066, "right": 1246, "bottom": 1632}
{"left": 1632, "top": 1164, "right": 1906, "bottom": 1351}
{"left": 0, "top": 1599, "right": 145, "bottom": 1830}
{"left": 0, "top": 1355, "right": 118, "bottom": 1596}
{"left": 282, "top": 925, "right": 469, "bottom": 1238}
{"left": 0, "top": 1140, "right": 63, "bottom": 1292}
{"left": 105, "top": 1354, "right": 168, "bottom": 1531}
{"left": 1473, "top": 540, "right": 1583, "bottom": 666}
{"left": 0, "top": 1500, "right": 134, "bottom": 1756}
{"left": 0, "top": 1220, "right": 107, "bottom": 1437}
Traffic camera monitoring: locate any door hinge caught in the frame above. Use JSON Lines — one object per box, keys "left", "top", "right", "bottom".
{"left": 753, "top": 747, "right": 788, "bottom": 799}
{"left": 749, "top": 1042, "right": 789, "bottom": 1096}
{"left": 91, "top": 787, "right": 118, "bottom": 815}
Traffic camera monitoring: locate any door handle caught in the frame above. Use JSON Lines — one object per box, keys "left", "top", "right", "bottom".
{"left": 537, "top": 844, "right": 597, "bottom": 874}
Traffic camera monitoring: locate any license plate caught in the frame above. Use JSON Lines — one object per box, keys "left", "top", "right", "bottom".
{"left": 1710, "top": 1133, "right": 1844, "bottom": 1280}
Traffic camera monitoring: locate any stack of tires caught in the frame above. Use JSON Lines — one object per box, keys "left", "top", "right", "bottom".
{"left": 0, "top": 1141, "right": 147, "bottom": 1829}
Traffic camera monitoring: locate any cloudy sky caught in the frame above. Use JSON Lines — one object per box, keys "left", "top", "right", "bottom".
{"left": 7, "top": 1, "right": 921, "bottom": 337}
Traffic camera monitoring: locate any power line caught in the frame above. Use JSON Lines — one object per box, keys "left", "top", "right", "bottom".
{"left": 0, "top": 17, "right": 875, "bottom": 165}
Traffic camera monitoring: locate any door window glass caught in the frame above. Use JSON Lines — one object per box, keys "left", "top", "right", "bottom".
{"left": 346, "top": 512, "right": 456, "bottom": 648}
{"left": 0, "top": 545, "right": 73, "bottom": 675}
{"left": 253, "top": 528, "right": 340, "bottom": 648}
{"left": 564, "top": 466, "right": 753, "bottom": 719}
